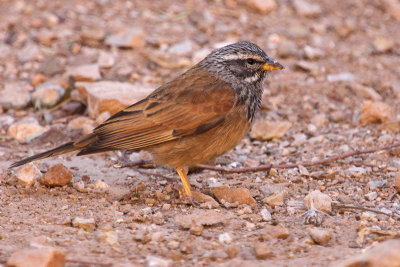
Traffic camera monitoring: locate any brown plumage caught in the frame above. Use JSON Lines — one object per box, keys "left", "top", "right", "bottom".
{"left": 10, "top": 41, "right": 283, "bottom": 197}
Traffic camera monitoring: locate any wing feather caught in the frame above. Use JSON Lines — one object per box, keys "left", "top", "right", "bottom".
{"left": 79, "top": 68, "right": 236, "bottom": 154}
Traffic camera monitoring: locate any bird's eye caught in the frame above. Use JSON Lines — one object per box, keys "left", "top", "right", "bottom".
{"left": 247, "top": 58, "right": 255, "bottom": 65}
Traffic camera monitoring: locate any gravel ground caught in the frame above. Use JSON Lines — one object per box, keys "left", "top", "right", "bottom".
{"left": 0, "top": 0, "right": 400, "bottom": 266}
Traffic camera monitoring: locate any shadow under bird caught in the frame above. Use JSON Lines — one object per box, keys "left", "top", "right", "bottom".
{"left": 10, "top": 41, "right": 283, "bottom": 197}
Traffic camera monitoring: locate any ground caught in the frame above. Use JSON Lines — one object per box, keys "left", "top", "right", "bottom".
{"left": 0, "top": 0, "right": 400, "bottom": 266}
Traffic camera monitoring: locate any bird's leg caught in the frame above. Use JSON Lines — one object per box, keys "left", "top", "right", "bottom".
{"left": 176, "top": 167, "right": 192, "bottom": 197}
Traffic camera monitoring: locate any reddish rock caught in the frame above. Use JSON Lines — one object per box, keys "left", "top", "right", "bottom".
{"left": 7, "top": 247, "right": 65, "bottom": 267}
{"left": 250, "top": 120, "right": 292, "bottom": 140}
{"left": 105, "top": 28, "right": 146, "bottom": 49}
{"left": 247, "top": 0, "right": 277, "bottom": 14}
{"left": 253, "top": 243, "right": 273, "bottom": 259}
{"left": 360, "top": 101, "right": 392, "bottom": 124}
{"left": 40, "top": 164, "right": 72, "bottom": 186}
{"left": 211, "top": 187, "right": 256, "bottom": 205}
{"left": 76, "top": 81, "right": 153, "bottom": 118}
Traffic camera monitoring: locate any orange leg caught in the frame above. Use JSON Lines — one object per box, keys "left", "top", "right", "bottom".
{"left": 176, "top": 167, "right": 192, "bottom": 197}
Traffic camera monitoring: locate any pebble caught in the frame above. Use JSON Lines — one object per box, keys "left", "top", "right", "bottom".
{"left": 307, "top": 228, "right": 333, "bottom": 245}
{"left": 40, "top": 164, "right": 72, "bottom": 186}
{"left": 277, "top": 41, "right": 298, "bottom": 58}
{"left": 76, "top": 81, "right": 153, "bottom": 118}
{"left": 72, "top": 217, "right": 96, "bottom": 232}
{"left": 17, "top": 43, "right": 41, "bottom": 62}
{"left": 189, "top": 221, "right": 203, "bottom": 236}
{"left": 98, "top": 51, "right": 115, "bottom": 68}
{"left": 304, "top": 190, "right": 332, "bottom": 213}
{"left": 263, "top": 190, "right": 287, "bottom": 207}
{"left": 105, "top": 28, "right": 146, "bottom": 49}
{"left": 339, "top": 239, "right": 400, "bottom": 267}
{"left": 247, "top": 0, "right": 277, "bottom": 14}
{"left": 94, "top": 180, "right": 109, "bottom": 189}
{"left": 32, "top": 82, "right": 65, "bottom": 108}
{"left": 145, "top": 255, "right": 171, "bottom": 267}
{"left": 67, "top": 116, "right": 96, "bottom": 135}
{"left": 365, "top": 192, "right": 378, "bottom": 201}
{"left": 14, "top": 163, "right": 42, "bottom": 186}
{"left": 293, "top": 0, "right": 322, "bottom": 17}
{"left": 97, "top": 227, "right": 119, "bottom": 249}
{"left": 8, "top": 122, "right": 47, "bottom": 142}
{"left": 7, "top": 247, "right": 66, "bottom": 267}
{"left": 382, "top": 0, "right": 400, "bottom": 21}
{"left": 218, "top": 233, "right": 233, "bottom": 244}
{"left": 261, "top": 224, "right": 290, "bottom": 240}
{"left": 295, "top": 60, "right": 319, "bottom": 73}
{"left": 327, "top": 72, "right": 355, "bottom": 83}
{"left": 250, "top": 120, "right": 292, "bottom": 140}
{"left": 360, "top": 100, "right": 392, "bottom": 124}
{"left": 303, "top": 45, "right": 325, "bottom": 60}
{"left": 168, "top": 40, "right": 193, "bottom": 55}
{"left": 174, "top": 210, "right": 227, "bottom": 229}
{"left": 260, "top": 208, "right": 272, "bottom": 221}
{"left": 66, "top": 64, "right": 101, "bottom": 82}
{"left": 253, "top": 243, "right": 273, "bottom": 259}
{"left": 211, "top": 187, "right": 256, "bottom": 205}
{"left": 192, "top": 191, "right": 219, "bottom": 209}
{"left": 0, "top": 82, "right": 31, "bottom": 110}
{"left": 373, "top": 37, "right": 394, "bottom": 53}
{"left": 351, "top": 83, "right": 382, "bottom": 101}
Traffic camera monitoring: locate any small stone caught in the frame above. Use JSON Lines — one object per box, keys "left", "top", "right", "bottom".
{"left": 168, "top": 40, "right": 193, "bottom": 55}
{"left": 395, "top": 173, "right": 400, "bottom": 192}
{"left": 298, "top": 165, "right": 310, "bottom": 176}
{"left": 192, "top": 191, "right": 219, "bottom": 208}
{"left": 277, "top": 41, "right": 297, "bottom": 58}
{"left": 94, "top": 180, "right": 109, "bottom": 189}
{"left": 307, "top": 228, "right": 333, "bottom": 245}
{"left": 373, "top": 37, "right": 394, "bottom": 53}
{"left": 295, "top": 60, "right": 319, "bottom": 73}
{"left": 0, "top": 83, "right": 31, "bottom": 110}
{"left": 145, "top": 255, "right": 171, "bottom": 267}
{"left": 253, "top": 243, "right": 273, "bottom": 260}
{"left": 293, "top": 0, "right": 321, "bottom": 17}
{"left": 339, "top": 239, "right": 400, "bottom": 267}
{"left": 247, "top": 0, "right": 277, "bottom": 14}
{"left": 8, "top": 122, "right": 46, "bottom": 141}
{"left": 97, "top": 227, "right": 119, "bottom": 249}
{"left": 225, "top": 246, "right": 239, "bottom": 259}
{"left": 67, "top": 116, "right": 96, "bottom": 134}
{"left": 76, "top": 81, "right": 153, "bottom": 118}
{"left": 263, "top": 190, "right": 287, "bottom": 207}
{"left": 260, "top": 208, "right": 272, "bottom": 221}
{"left": 152, "top": 212, "right": 164, "bottom": 225}
{"left": 211, "top": 187, "right": 256, "bottom": 205}
{"left": 66, "top": 64, "right": 101, "bottom": 82}
{"left": 72, "top": 217, "right": 96, "bottom": 232}
{"left": 105, "top": 28, "right": 146, "bottom": 49}
{"left": 174, "top": 210, "right": 227, "bottom": 228}
{"left": 29, "top": 236, "right": 52, "bottom": 248}
{"left": 304, "top": 190, "right": 332, "bottom": 213}
{"left": 14, "top": 163, "right": 41, "bottom": 186}
{"left": 17, "top": 43, "right": 41, "bottom": 62}
{"left": 383, "top": 0, "right": 400, "bottom": 21}
{"left": 7, "top": 247, "right": 65, "bottom": 267}
{"left": 250, "top": 120, "right": 292, "bottom": 140}
{"left": 30, "top": 74, "right": 47, "bottom": 86}
{"left": 261, "top": 224, "right": 290, "bottom": 240}
{"left": 98, "top": 51, "right": 115, "bottom": 68}
{"left": 218, "top": 233, "right": 233, "bottom": 244}
{"left": 40, "top": 164, "right": 72, "bottom": 186}
{"left": 360, "top": 101, "right": 392, "bottom": 124}
{"left": 38, "top": 57, "right": 63, "bottom": 76}
{"left": 81, "top": 28, "right": 106, "bottom": 46}
{"left": 327, "top": 72, "right": 355, "bottom": 83}
{"left": 303, "top": 45, "right": 325, "bottom": 60}
{"left": 352, "top": 83, "right": 382, "bottom": 101}
{"left": 32, "top": 82, "right": 65, "bottom": 108}
{"left": 189, "top": 221, "right": 203, "bottom": 236}
{"left": 365, "top": 192, "right": 378, "bottom": 201}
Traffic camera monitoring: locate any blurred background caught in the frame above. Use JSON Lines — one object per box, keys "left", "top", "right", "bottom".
{"left": 0, "top": 0, "right": 400, "bottom": 265}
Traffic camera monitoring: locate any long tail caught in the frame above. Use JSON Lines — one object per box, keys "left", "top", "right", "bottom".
{"left": 9, "top": 134, "right": 98, "bottom": 168}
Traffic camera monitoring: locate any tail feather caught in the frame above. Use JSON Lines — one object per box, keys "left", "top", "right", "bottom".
{"left": 9, "top": 134, "right": 98, "bottom": 169}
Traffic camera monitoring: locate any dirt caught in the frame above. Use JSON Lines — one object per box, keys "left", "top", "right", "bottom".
{"left": 0, "top": 0, "right": 400, "bottom": 266}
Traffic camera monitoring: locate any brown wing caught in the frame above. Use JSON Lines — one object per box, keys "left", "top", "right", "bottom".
{"left": 78, "top": 68, "right": 236, "bottom": 155}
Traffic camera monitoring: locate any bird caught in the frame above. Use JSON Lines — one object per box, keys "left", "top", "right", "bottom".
{"left": 10, "top": 41, "right": 283, "bottom": 197}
